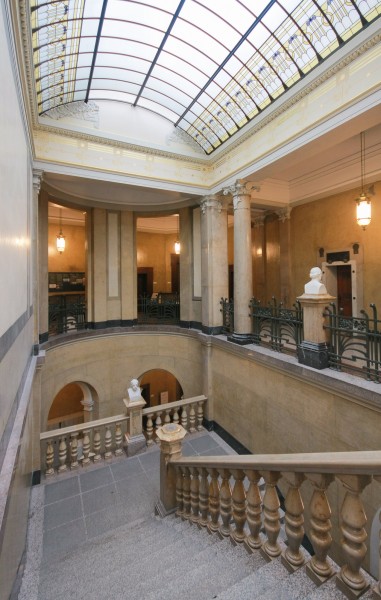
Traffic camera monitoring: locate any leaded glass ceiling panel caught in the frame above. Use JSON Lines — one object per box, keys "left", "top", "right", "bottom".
{"left": 30, "top": 0, "right": 381, "bottom": 154}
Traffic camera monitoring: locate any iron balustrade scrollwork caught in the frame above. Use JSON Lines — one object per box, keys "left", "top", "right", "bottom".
{"left": 48, "top": 294, "right": 87, "bottom": 336}
{"left": 138, "top": 293, "right": 180, "bottom": 324}
{"left": 249, "top": 297, "right": 303, "bottom": 354}
{"left": 220, "top": 298, "right": 234, "bottom": 334}
{"left": 323, "top": 302, "right": 381, "bottom": 382}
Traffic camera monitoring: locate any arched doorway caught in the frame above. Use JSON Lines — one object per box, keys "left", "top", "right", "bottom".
{"left": 139, "top": 369, "right": 183, "bottom": 408}
{"left": 47, "top": 382, "right": 99, "bottom": 430}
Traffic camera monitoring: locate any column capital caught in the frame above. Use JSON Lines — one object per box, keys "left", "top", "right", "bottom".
{"left": 32, "top": 169, "right": 44, "bottom": 193}
{"left": 223, "top": 180, "right": 260, "bottom": 211}
{"left": 253, "top": 215, "right": 266, "bottom": 228}
{"left": 199, "top": 194, "right": 225, "bottom": 215}
{"left": 276, "top": 207, "right": 292, "bottom": 222}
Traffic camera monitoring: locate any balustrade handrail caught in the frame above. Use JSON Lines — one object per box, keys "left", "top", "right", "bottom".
{"left": 142, "top": 394, "right": 206, "bottom": 416}
{"left": 171, "top": 449, "right": 381, "bottom": 475}
{"left": 40, "top": 412, "right": 128, "bottom": 441}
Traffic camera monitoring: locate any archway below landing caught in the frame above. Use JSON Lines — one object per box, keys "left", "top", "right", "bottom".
{"left": 47, "top": 381, "right": 100, "bottom": 430}
{"left": 139, "top": 369, "right": 183, "bottom": 408}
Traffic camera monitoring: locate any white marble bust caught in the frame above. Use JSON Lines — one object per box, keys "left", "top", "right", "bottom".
{"left": 127, "top": 378, "right": 141, "bottom": 401}
{"left": 304, "top": 267, "right": 327, "bottom": 295}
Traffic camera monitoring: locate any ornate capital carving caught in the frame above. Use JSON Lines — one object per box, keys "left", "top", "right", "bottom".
{"left": 32, "top": 169, "right": 44, "bottom": 193}
{"left": 276, "top": 207, "right": 292, "bottom": 222}
{"left": 199, "top": 194, "right": 223, "bottom": 215}
{"left": 253, "top": 215, "right": 266, "bottom": 228}
{"left": 223, "top": 180, "right": 260, "bottom": 199}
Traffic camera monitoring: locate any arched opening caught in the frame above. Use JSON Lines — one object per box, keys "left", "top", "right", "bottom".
{"left": 47, "top": 381, "right": 99, "bottom": 430}
{"left": 139, "top": 369, "right": 183, "bottom": 408}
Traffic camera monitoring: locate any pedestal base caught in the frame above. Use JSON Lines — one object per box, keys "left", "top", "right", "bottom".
{"left": 305, "top": 561, "right": 334, "bottom": 586}
{"left": 227, "top": 332, "right": 253, "bottom": 345}
{"left": 297, "top": 341, "right": 330, "bottom": 370}
{"left": 124, "top": 433, "right": 146, "bottom": 457}
{"left": 154, "top": 499, "right": 177, "bottom": 518}
{"left": 336, "top": 573, "right": 370, "bottom": 600}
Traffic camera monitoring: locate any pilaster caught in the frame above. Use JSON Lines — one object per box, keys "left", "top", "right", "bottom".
{"left": 32, "top": 169, "right": 43, "bottom": 347}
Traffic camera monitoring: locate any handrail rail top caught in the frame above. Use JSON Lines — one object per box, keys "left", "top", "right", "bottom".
{"left": 40, "top": 412, "right": 128, "bottom": 441}
{"left": 172, "top": 450, "right": 381, "bottom": 475}
{"left": 142, "top": 394, "right": 207, "bottom": 416}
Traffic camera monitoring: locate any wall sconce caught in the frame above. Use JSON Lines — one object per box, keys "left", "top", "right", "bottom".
{"left": 356, "top": 132, "right": 371, "bottom": 230}
{"left": 174, "top": 214, "right": 180, "bottom": 255}
{"left": 56, "top": 209, "right": 65, "bottom": 253}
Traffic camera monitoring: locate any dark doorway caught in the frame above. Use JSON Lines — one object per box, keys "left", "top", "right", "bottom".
{"left": 228, "top": 265, "right": 234, "bottom": 300}
{"left": 137, "top": 267, "right": 153, "bottom": 312}
{"left": 337, "top": 265, "right": 352, "bottom": 316}
{"left": 171, "top": 254, "right": 180, "bottom": 293}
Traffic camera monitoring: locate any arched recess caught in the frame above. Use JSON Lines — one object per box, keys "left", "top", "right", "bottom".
{"left": 139, "top": 369, "right": 183, "bottom": 408}
{"left": 47, "top": 381, "right": 99, "bottom": 430}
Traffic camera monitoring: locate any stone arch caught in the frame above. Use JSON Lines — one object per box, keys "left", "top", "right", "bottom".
{"left": 47, "top": 381, "right": 100, "bottom": 430}
{"left": 138, "top": 368, "right": 183, "bottom": 408}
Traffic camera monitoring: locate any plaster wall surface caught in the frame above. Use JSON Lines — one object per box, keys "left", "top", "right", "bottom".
{"left": 48, "top": 223, "right": 86, "bottom": 272}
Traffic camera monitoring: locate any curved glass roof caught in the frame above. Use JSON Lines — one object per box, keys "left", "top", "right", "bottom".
{"left": 31, "top": 0, "right": 381, "bottom": 154}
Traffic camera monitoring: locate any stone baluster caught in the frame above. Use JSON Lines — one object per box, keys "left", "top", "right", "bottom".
{"left": 219, "top": 468, "right": 232, "bottom": 537}
{"left": 231, "top": 469, "right": 246, "bottom": 544}
{"left": 175, "top": 468, "right": 184, "bottom": 517}
{"left": 244, "top": 470, "right": 262, "bottom": 551}
{"left": 207, "top": 468, "right": 221, "bottom": 534}
{"left": 190, "top": 466, "right": 200, "bottom": 523}
{"left": 336, "top": 474, "right": 372, "bottom": 598}
{"left": 182, "top": 466, "right": 192, "bottom": 520}
{"left": 155, "top": 424, "right": 187, "bottom": 517}
{"left": 155, "top": 412, "right": 163, "bottom": 435}
{"left": 282, "top": 472, "right": 305, "bottom": 572}
{"left": 104, "top": 426, "right": 112, "bottom": 459}
{"left": 115, "top": 422, "right": 123, "bottom": 456}
{"left": 58, "top": 438, "right": 68, "bottom": 473}
{"left": 93, "top": 430, "right": 101, "bottom": 462}
{"left": 181, "top": 406, "right": 188, "bottom": 430}
{"left": 146, "top": 413, "right": 154, "bottom": 446}
{"left": 70, "top": 433, "right": 79, "bottom": 470}
{"left": 197, "top": 401, "right": 204, "bottom": 431}
{"left": 199, "top": 468, "right": 209, "bottom": 528}
{"left": 164, "top": 409, "right": 171, "bottom": 425}
{"left": 261, "top": 471, "right": 282, "bottom": 559}
{"left": 172, "top": 408, "right": 179, "bottom": 425}
{"left": 305, "top": 474, "right": 334, "bottom": 584}
{"left": 82, "top": 430, "right": 91, "bottom": 465}
{"left": 46, "top": 439, "right": 54, "bottom": 475}
{"left": 189, "top": 404, "right": 196, "bottom": 433}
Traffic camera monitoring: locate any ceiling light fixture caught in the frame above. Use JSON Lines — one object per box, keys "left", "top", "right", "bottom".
{"left": 174, "top": 214, "right": 180, "bottom": 255}
{"left": 56, "top": 208, "right": 66, "bottom": 253}
{"left": 356, "top": 132, "right": 371, "bottom": 230}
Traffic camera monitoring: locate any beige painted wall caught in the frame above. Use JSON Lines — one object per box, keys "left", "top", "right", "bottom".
{"left": 137, "top": 231, "right": 178, "bottom": 293}
{"left": 48, "top": 223, "right": 86, "bottom": 272}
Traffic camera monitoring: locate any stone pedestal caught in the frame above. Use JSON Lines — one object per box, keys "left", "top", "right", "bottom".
{"left": 297, "top": 294, "right": 335, "bottom": 370}
{"left": 155, "top": 424, "right": 187, "bottom": 517}
{"left": 123, "top": 396, "right": 146, "bottom": 456}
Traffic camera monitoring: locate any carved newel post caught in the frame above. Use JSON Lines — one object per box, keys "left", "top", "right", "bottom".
{"left": 297, "top": 266, "right": 335, "bottom": 369}
{"left": 123, "top": 378, "right": 146, "bottom": 456}
{"left": 155, "top": 423, "right": 187, "bottom": 517}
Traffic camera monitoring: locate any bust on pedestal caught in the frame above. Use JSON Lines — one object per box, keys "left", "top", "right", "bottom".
{"left": 297, "top": 267, "right": 335, "bottom": 370}
{"left": 123, "top": 378, "right": 147, "bottom": 456}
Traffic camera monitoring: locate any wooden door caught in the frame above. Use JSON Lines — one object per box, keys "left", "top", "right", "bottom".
{"left": 337, "top": 265, "right": 352, "bottom": 316}
{"left": 171, "top": 254, "right": 180, "bottom": 293}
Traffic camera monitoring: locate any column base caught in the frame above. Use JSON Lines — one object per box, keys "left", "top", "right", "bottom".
{"left": 154, "top": 499, "right": 177, "bottom": 518}
{"left": 227, "top": 332, "right": 253, "bottom": 345}
{"left": 336, "top": 573, "right": 370, "bottom": 600}
{"left": 297, "top": 341, "right": 330, "bottom": 370}
{"left": 124, "top": 433, "right": 146, "bottom": 456}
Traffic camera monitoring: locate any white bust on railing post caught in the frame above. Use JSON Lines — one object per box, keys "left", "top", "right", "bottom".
{"left": 297, "top": 266, "right": 335, "bottom": 370}
{"left": 123, "top": 378, "right": 146, "bottom": 456}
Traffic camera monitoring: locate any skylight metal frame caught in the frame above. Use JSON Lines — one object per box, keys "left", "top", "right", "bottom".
{"left": 30, "top": 0, "right": 381, "bottom": 154}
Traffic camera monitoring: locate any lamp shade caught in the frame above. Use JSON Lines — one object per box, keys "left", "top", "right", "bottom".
{"left": 356, "top": 194, "right": 371, "bottom": 229}
{"left": 174, "top": 240, "right": 180, "bottom": 255}
{"left": 56, "top": 232, "right": 65, "bottom": 253}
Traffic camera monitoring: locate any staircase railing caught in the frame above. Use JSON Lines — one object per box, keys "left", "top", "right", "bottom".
{"left": 40, "top": 395, "right": 207, "bottom": 475}
{"left": 157, "top": 431, "right": 381, "bottom": 600}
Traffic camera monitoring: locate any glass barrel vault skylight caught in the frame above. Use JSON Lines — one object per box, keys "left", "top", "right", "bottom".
{"left": 31, "top": 0, "right": 381, "bottom": 154}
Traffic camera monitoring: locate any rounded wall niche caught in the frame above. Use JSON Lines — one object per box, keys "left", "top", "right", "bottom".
{"left": 47, "top": 381, "right": 99, "bottom": 430}
{"left": 139, "top": 369, "right": 183, "bottom": 408}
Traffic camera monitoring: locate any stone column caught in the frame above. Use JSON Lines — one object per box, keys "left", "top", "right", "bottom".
{"left": 200, "top": 194, "right": 228, "bottom": 334}
{"left": 155, "top": 424, "right": 187, "bottom": 517}
{"left": 38, "top": 187, "right": 49, "bottom": 343}
{"left": 224, "top": 181, "right": 259, "bottom": 344}
{"left": 297, "top": 293, "right": 335, "bottom": 369}
{"left": 276, "top": 208, "right": 292, "bottom": 306}
{"left": 123, "top": 395, "right": 147, "bottom": 456}
{"left": 32, "top": 170, "right": 43, "bottom": 348}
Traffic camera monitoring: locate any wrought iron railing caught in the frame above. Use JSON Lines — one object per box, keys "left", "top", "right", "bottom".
{"left": 48, "top": 294, "right": 87, "bottom": 336}
{"left": 220, "top": 298, "right": 234, "bottom": 334}
{"left": 324, "top": 303, "right": 381, "bottom": 382}
{"left": 138, "top": 293, "right": 180, "bottom": 324}
{"left": 249, "top": 297, "right": 303, "bottom": 354}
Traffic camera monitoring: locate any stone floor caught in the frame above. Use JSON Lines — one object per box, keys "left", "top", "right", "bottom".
{"left": 17, "top": 430, "right": 236, "bottom": 600}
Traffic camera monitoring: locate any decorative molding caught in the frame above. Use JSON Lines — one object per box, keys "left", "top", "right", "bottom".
{"left": 199, "top": 195, "right": 223, "bottom": 215}
{"left": 44, "top": 101, "right": 100, "bottom": 127}
{"left": 166, "top": 128, "right": 205, "bottom": 155}
{"left": 32, "top": 169, "right": 44, "bottom": 193}
{"left": 276, "top": 207, "right": 292, "bottom": 223}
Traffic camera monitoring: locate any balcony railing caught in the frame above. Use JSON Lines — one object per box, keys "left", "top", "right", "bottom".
{"left": 48, "top": 294, "right": 87, "bottom": 336}
{"left": 324, "top": 302, "right": 381, "bottom": 383}
{"left": 220, "top": 298, "right": 234, "bottom": 334}
{"left": 138, "top": 293, "right": 180, "bottom": 325}
{"left": 249, "top": 297, "right": 303, "bottom": 355}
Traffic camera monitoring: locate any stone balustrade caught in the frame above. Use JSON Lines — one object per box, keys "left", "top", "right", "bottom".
{"left": 157, "top": 427, "right": 381, "bottom": 600}
{"left": 40, "top": 395, "right": 207, "bottom": 475}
